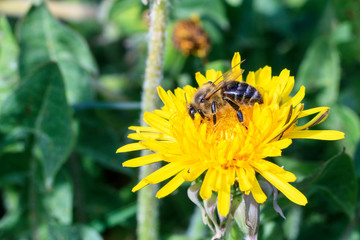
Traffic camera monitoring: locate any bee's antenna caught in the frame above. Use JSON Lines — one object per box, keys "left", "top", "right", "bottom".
{"left": 184, "top": 92, "right": 188, "bottom": 104}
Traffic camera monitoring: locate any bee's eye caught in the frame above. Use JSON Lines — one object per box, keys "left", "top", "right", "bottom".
{"left": 189, "top": 107, "right": 196, "bottom": 120}
{"left": 200, "top": 98, "right": 205, "bottom": 103}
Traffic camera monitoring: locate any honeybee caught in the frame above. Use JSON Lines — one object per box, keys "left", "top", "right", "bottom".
{"left": 187, "top": 64, "right": 263, "bottom": 124}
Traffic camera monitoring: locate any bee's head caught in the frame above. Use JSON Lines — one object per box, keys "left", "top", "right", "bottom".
{"left": 188, "top": 83, "right": 214, "bottom": 120}
{"left": 192, "top": 83, "right": 213, "bottom": 105}
{"left": 193, "top": 92, "right": 206, "bottom": 105}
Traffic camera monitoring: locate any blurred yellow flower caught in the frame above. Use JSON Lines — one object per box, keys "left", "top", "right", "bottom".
{"left": 117, "top": 53, "right": 344, "bottom": 216}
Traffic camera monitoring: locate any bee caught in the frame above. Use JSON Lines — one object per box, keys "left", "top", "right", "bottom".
{"left": 187, "top": 63, "right": 263, "bottom": 124}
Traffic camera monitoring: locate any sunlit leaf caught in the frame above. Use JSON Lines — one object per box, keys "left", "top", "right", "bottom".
{"left": 0, "top": 16, "right": 19, "bottom": 102}
{"left": 107, "top": 0, "right": 147, "bottom": 38}
{"left": 43, "top": 171, "right": 73, "bottom": 224}
{"left": 331, "top": 22, "right": 354, "bottom": 44}
{"left": 254, "top": 0, "right": 282, "bottom": 16}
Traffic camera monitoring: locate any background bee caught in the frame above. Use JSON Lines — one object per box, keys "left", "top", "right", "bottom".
{"left": 187, "top": 64, "right": 263, "bottom": 124}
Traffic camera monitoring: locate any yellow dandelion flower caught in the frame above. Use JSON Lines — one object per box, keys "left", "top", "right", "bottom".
{"left": 117, "top": 53, "right": 344, "bottom": 217}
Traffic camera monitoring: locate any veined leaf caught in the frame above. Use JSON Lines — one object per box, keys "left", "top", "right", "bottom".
{"left": 0, "top": 62, "right": 74, "bottom": 187}
{"left": 17, "top": 3, "right": 97, "bottom": 104}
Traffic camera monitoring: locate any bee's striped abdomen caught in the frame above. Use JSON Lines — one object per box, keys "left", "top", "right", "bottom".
{"left": 222, "top": 81, "right": 263, "bottom": 105}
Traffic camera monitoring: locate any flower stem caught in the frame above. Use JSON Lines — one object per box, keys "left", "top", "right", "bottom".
{"left": 137, "top": 1, "right": 168, "bottom": 240}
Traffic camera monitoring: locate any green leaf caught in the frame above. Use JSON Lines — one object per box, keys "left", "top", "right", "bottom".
{"left": 275, "top": 156, "right": 320, "bottom": 181}
{"left": 47, "top": 224, "right": 81, "bottom": 240}
{"left": 205, "top": 60, "right": 230, "bottom": 73}
{"left": 17, "top": 3, "right": 97, "bottom": 104}
{"left": 107, "top": 0, "right": 147, "bottom": 37}
{"left": 0, "top": 16, "right": 19, "bottom": 102}
{"left": 309, "top": 153, "right": 358, "bottom": 219}
{"left": 331, "top": 21, "right": 354, "bottom": 44}
{"left": 0, "top": 187, "right": 31, "bottom": 238}
{"left": 324, "top": 105, "right": 360, "bottom": 156}
{"left": 43, "top": 171, "right": 73, "bottom": 224}
{"left": 76, "top": 110, "right": 130, "bottom": 174}
{"left": 283, "top": 206, "right": 303, "bottom": 240}
{"left": 164, "top": 23, "right": 187, "bottom": 75}
{"left": 0, "top": 62, "right": 74, "bottom": 187}
{"left": 170, "top": 0, "right": 227, "bottom": 44}
{"left": 46, "top": 224, "right": 103, "bottom": 240}
{"left": 225, "top": 0, "right": 243, "bottom": 7}
{"left": 355, "top": 142, "right": 360, "bottom": 179}
{"left": 80, "top": 225, "right": 103, "bottom": 240}
{"left": 261, "top": 221, "right": 284, "bottom": 240}
{"left": 173, "top": 0, "right": 229, "bottom": 29}
{"left": 296, "top": 37, "right": 341, "bottom": 106}
{"left": 90, "top": 204, "right": 137, "bottom": 232}
{"left": 283, "top": 0, "right": 308, "bottom": 8}
{"left": 254, "top": 0, "right": 282, "bottom": 16}
{"left": 0, "top": 152, "right": 29, "bottom": 187}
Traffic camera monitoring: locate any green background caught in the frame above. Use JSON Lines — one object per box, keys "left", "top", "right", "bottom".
{"left": 0, "top": 0, "right": 359, "bottom": 239}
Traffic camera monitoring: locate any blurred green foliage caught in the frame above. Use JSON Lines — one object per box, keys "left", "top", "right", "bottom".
{"left": 0, "top": 0, "right": 359, "bottom": 239}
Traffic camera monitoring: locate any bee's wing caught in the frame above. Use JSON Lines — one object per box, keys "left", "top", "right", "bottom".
{"left": 205, "top": 63, "right": 244, "bottom": 100}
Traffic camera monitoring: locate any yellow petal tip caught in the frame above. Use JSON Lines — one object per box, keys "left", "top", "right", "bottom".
{"left": 132, "top": 180, "right": 148, "bottom": 192}
{"left": 116, "top": 147, "right": 125, "bottom": 153}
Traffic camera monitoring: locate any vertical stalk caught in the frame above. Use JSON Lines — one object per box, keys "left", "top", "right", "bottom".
{"left": 138, "top": 1, "right": 168, "bottom": 240}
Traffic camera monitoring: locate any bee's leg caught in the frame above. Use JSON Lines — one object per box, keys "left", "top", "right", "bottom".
{"left": 224, "top": 98, "right": 244, "bottom": 123}
{"left": 236, "top": 109, "right": 244, "bottom": 123}
{"left": 211, "top": 102, "right": 217, "bottom": 124}
{"left": 197, "top": 109, "right": 205, "bottom": 119}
